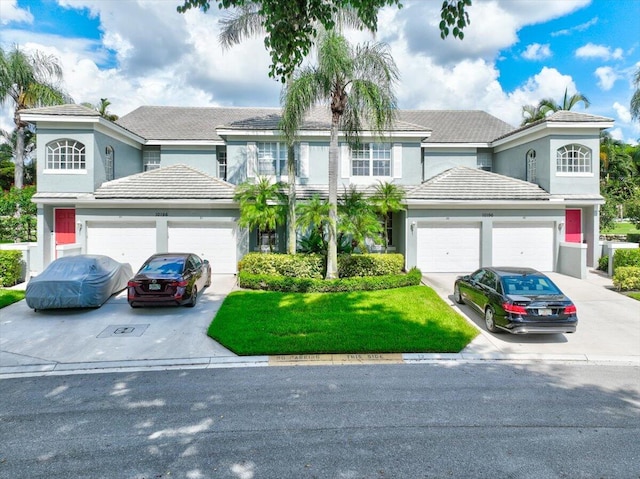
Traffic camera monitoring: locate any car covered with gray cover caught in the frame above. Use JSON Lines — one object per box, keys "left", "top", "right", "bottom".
{"left": 26, "top": 255, "right": 133, "bottom": 310}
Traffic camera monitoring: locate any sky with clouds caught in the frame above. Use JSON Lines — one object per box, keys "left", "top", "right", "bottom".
{"left": 1, "top": 0, "right": 639, "bottom": 144}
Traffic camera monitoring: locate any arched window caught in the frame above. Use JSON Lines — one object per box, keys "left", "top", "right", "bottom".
{"left": 526, "top": 149, "right": 536, "bottom": 182}
{"left": 556, "top": 144, "right": 591, "bottom": 173}
{"left": 105, "top": 146, "right": 114, "bottom": 180}
{"left": 46, "top": 139, "right": 86, "bottom": 170}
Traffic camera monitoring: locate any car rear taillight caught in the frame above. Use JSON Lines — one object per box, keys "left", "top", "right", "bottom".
{"left": 127, "top": 281, "right": 141, "bottom": 287}
{"left": 564, "top": 304, "right": 577, "bottom": 314}
{"left": 169, "top": 280, "right": 189, "bottom": 287}
{"left": 503, "top": 303, "right": 528, "bottom": 315}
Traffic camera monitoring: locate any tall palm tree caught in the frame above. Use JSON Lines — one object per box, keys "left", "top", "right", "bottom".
{"left": 0, "top": 46, "right": 70, "bottom": 188}
{"left": 521, "top": 88, "right": 590, "bottom": 126}
{"left": 631, "top": 66, "right": 640, "bottom": 122}
{"left": 81, "top": 98, "right": 119, "bottom": 121}
{"left": 280, "top": 31, "right": 398, "bottom": 278}
{"left": 233, "top": 176, "right": 286, "bottom": 253}
{"left": 370, "top": 180, "right": 405, "bottom": 252}
{"left": 296, "top": 194, "right": 331, "bottom": 253}
{"left": 219, "top": 4, "right": 366, "bottom": 256}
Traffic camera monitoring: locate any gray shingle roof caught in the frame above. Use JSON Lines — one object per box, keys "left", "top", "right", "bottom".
{"left": 19, "top": 104, "right": 99, "bottom": 117}
{"left": 406, "top": 167, "right": 551, "bottom": 201}
{"left": 94, "top": 164, "right": 236, "bottom": 200}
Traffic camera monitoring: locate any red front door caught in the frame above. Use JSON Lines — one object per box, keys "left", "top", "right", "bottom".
{"left": 565, "top": 209, "right": 582, "bottom": 243}
{"left": 55, "top": 209, "right": 76, "bottom": 257}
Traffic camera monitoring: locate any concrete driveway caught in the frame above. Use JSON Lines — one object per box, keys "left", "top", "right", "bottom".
{"left": 422, "top": 270, "right": 640, "bottom": 360}
{"left": 0, "top": 275, "right": 239, "bottom": 374}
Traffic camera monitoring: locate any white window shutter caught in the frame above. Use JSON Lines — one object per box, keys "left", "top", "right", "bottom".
{"left": 393, "top": 143, "right": 402, "bottom": 179}
{"left": 247, "top": 142, "right": 257, "bottom": 178}
{"left": 299, "top": 142, "right": 309, "bottom": 178}
{"left": 341, "top": 143, "right": 350, "bottom": 178}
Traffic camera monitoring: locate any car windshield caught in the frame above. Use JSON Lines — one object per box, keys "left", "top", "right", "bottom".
{"left": 501, "top": 275, "right": 562, "bottom": 296}
{"left": 139, "top": 257, "right": 185, "bottom": 275}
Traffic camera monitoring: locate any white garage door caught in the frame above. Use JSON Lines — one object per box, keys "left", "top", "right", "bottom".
{"left": 168, "top": 222, "right": 237, "bottom": 274}
{"left": 416, "top": 223, "right": 481, "bottom": 273}
{"left": 492, "top": 222, "right": 554, "bottom": 271}
{"left": 86, "top": 222, "right": 156, "bottom": 271}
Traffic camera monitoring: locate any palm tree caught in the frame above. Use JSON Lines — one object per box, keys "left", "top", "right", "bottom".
{"left": 81, "top": 98, "right": 119, "bottom": 121}
{"left": 280, "top": 30, "right": 398, "bottom": 278}
{"left": 521, "top": 88, "right": 590, "bottom": 126}
{"left": 0, "top": 128, "right": 36, "bottom": 189}
{"left": 219, "top": 5, "right": 367, "bottom": 256}
{"left": 370, "top": 180, "right": 405, "bottom": 252}
{"left": 539, "top": 88, "right": 590, "bottom": 113}
{"left": 338, "top": 185, "right": 382, "bottom": 253}
{"left": 297, "top": 194, "right": 331, "bottom": 253}
{"left": 631, "top": 66, "right": 640, "bottom": 122}
{"left": 233, "top": 176, "right": 286, "bottom": 253}
{"left": 0, "top": 46, "right": 70, "bottom": 188}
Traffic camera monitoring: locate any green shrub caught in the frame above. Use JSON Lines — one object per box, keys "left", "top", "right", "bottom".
{"left": 627, "top": 233, "right": 640, "bottom": 243}
{"left": 238, "top": 267, "right": 423, "bottom": 293}
{"left": 238, "top": 253, "right": 325, "bottom": 279}
{"left": 338, "top": 253, "right": 404, "bottom": 277}
{"left": 238, "top": 252, "right": 406, "bottom": 279}
{"left": 0, "top": 250, "right": 23, "bottom": 287}
{"left": 612, "top": 266, "right": 640, "bottom": 291}
{"left": 613, "top": 248, "right": 640, "bottom": 269}
{"left": 597, "top": 255, "right": 609, "bottom": 272}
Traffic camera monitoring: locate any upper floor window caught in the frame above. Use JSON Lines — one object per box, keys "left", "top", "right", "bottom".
{"left": 557, "top": 144, "right": 591, "bottom": 174}
{"left": 352, "top": 143, "right": 391, "bottom": 177}
{"left": 477, "top": 152, "right": 492, "bottom": 172}
{"left": 257, "top": 142, "right": 286, "bottom": 176}
{"left": 105, "top": 146, "right": 114, "bottom": 181}
{"left": 46, "top": 139, "right": 85, "bottom": 170}
{"left": 143, "top": 148, "right": 161, "bottom": 171}
{"left": 526, "top": 149, "right": 536, "bottom": 182}
{"left": 217, "top": 147, "right": 227, "bottom": 181}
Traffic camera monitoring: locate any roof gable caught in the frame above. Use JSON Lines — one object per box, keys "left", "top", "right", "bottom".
{"left": 94, "top": 164, "right": 235, "bottom": 200}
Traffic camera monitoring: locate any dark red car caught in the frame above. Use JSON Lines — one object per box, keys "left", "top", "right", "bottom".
{"left": 127, "top": 253, "right": 211, "bottom": 308}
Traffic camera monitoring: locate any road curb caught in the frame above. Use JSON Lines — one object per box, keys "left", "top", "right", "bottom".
{"left": 1, "top": 353, "right": 638, "bottom": 379}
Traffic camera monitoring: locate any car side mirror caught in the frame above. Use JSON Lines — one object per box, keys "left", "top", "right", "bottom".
{"left": 203, "top": 259, "right": 209, "bottom": 265}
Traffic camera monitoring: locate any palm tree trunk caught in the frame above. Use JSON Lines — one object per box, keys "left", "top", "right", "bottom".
{"left": 326, "top": 118, "right": 340, "bottom": 279}
{"left": 287, "top": 144, "right": 296, "bottom": 254}
{"left": 14, "top": 124, "right": 25, "bottom": 190}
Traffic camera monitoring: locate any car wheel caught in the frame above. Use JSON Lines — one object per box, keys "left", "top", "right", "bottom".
{"left": 484, "top": 307, "right": 499, "bottom": 333}
{"left": 186, "top": 287, "right": 198, "bottom": 308}
{"left": 454, "top": 285, "right": 464, "bottom": 304}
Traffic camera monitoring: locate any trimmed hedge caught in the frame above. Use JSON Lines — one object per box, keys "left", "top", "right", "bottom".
{"left": 238, "top": 252, "right": 406, "bottom": 279}
{"left": 613, "top": 248, "right": 640, "bottom": 269}
{"left": 597, "top": 255, "right": 609, "bottom": 272}
{"left": 0, "top": 250, "right": 23, "bottom": 287}
{"left": 612, "top": 266, "right": 640, "bottom": 291}
{"left": 627, "top": 233, "right": 640, "bottom": 243}
{"left": 238, "top": 267, "right": 423, "bottom": 293}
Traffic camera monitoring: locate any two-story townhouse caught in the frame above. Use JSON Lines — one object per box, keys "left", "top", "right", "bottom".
{"left": 19, "top": 104, "right": 613, "bottom": 277}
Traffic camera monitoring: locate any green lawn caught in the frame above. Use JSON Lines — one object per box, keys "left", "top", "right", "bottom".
{"left": 602, "top": 222, "right": 639, "bottom": 235}
{"left": 625, "top": 291, "right": 640, "bottom": 301}
{"left": 0, "top": 289, "right": 25, "bottom": 308}
{"left": 208, "top": 286, "right": 478, "bottom": 355}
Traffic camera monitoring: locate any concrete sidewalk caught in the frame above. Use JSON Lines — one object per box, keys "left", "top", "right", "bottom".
{"left": 1, "top": 271, "right": 638, "bottom": 379}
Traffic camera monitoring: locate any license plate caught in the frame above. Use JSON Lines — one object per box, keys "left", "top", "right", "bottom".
{"left": 149, "top": 283, "right": 161, "bottom": 291}
{"left": 538, "top": 308, "right": 552, "bottom": 316}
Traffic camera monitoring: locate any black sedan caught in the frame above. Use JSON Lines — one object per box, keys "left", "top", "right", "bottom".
{"left": 127, "top": 253, "right": 211, "bottom": 308}
{"left": 26, "top": 255, "right": 132, "bottom": 311}
{"left": 453, "top": 267, "right": 577, "bottom": 334}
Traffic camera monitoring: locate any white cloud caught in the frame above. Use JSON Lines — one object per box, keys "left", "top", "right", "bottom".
{"left": 608, "top": 127, "right": 624, "bottom": 141}
{"left": 613, "top": 102, "right": 632, "bottom": 123}
{"left": 575, "top": 43, "right": 624, "bottom": 60}
{"left": 522, "top": 43, "right": 552, "bottom": 61}
{"left": 551, "top": 16, "right": 598, "bottom": 36}
{"left": 595, "top": 66, "right": 618, "bottom": 91}
{"left": 0, "top": 0, "right": 33, "bottom": 25}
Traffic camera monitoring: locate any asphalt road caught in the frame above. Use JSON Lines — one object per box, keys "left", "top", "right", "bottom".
{"left": 1, "top": 363, "right": 639, "bottom": 479}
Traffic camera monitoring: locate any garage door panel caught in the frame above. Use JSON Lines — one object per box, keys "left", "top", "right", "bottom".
{"left": 168, "top": 223, "right": 237, "bottom": 274}
{"left": 417, "top": 223, "right": 480, "bottom": 273}
{"left": 86, "top": 222, "right": 156, "bottom": 271}
{"left": 492, "top": 222, "right": 554, "bottom": 272}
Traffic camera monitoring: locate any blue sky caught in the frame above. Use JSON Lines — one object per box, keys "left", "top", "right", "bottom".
{"left": 1, "top": 0, "right": 639, "bottom": 143}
